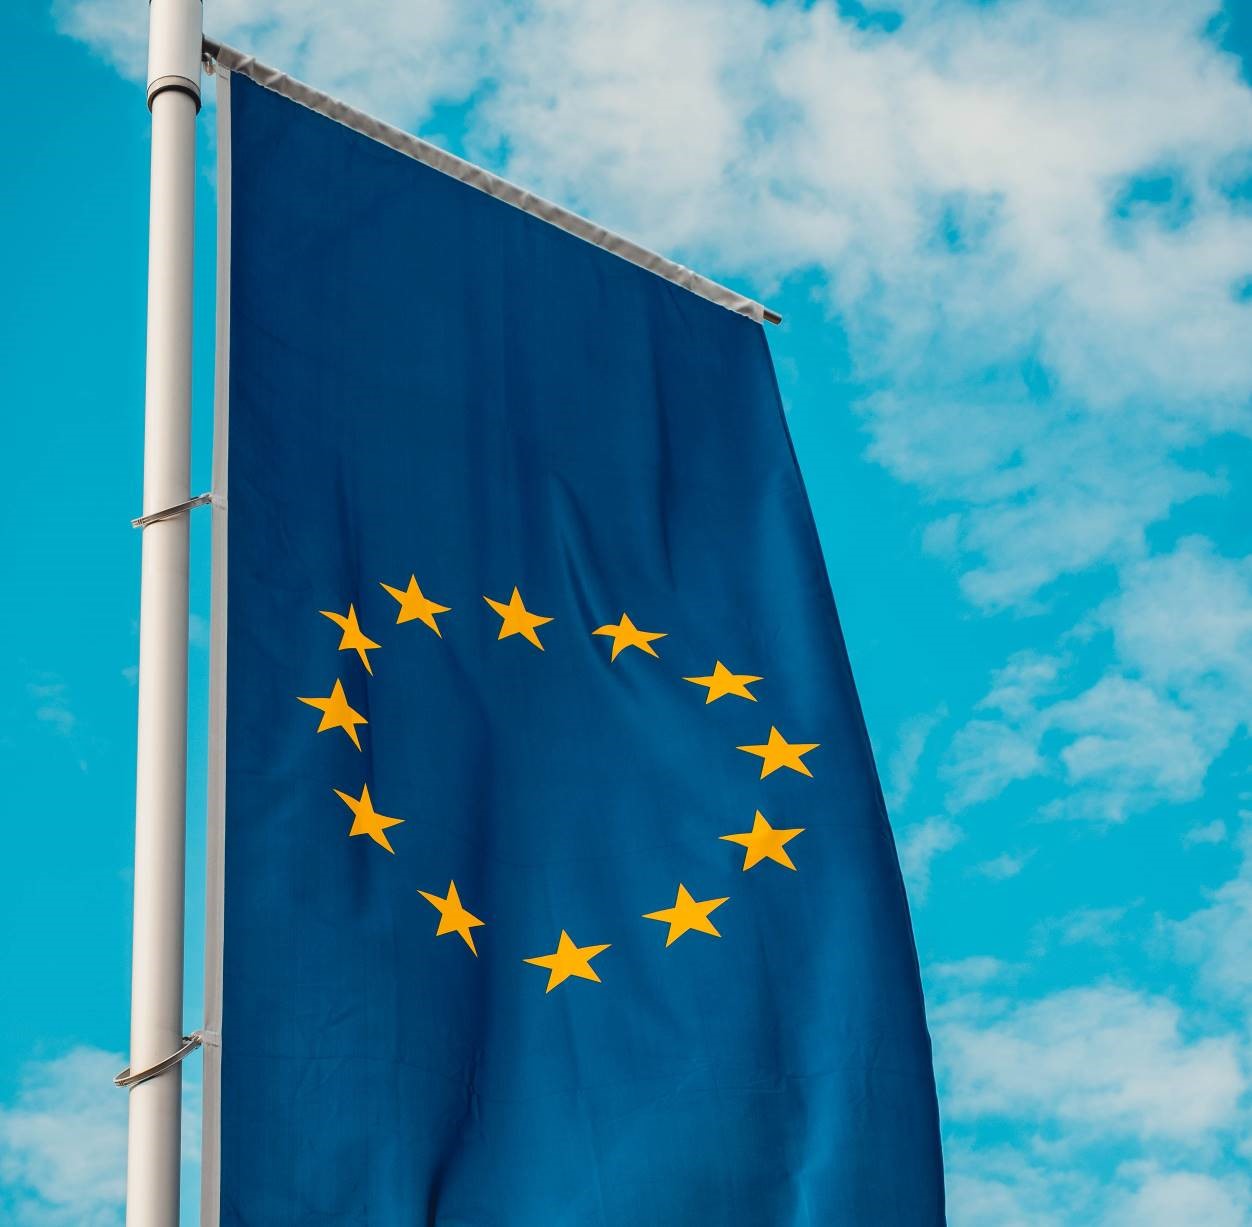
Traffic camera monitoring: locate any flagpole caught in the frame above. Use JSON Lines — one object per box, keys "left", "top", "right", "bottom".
{"left": 126, "top": 2, "right": 202, "bottom": 1225}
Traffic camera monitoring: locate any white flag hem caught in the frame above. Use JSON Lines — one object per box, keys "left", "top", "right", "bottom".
{"left": 205, "top": 39, "right": 778, "bottom": 326}
{"left": 200, "top": 60, "right": 231, "bottom": 1227}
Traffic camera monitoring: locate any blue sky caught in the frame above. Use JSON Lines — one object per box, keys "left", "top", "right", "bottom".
{"left": 3, "top": 1, "right": 1252, "bottom": 1223}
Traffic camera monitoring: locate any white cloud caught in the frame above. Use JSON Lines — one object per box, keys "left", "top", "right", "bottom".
{"left": 1184, "top": 819, "right": 1229, "bottom": 847}
{"left": 1170, "top": 819, "right": 1252, "bottom": 1010}
{"left": 54, "top": 0, "right": 501, "bottom": 125}
{"left": 941, "top": 652, "right": 1056, "bottom": 807}
{"left": 1030, "top": 904, "right": 1134, "bottom": 954}
{"left": 944, "top": 1144, "right": 1082, "bottom": 1227}
{"left": 927, "top": 956, "right": 1015, "bottom": 990}
{"left": 57, "top": 0, "right": 1252, "bottom": 822}
{"left": 187, "top": 612, "right": 210, "bottom": 650}
{"left": 944, "top": 720, "right": 1045, "bottom": 810}
{"left": 977, "top": 654, "right": 1064, "bottom": 723}
{"left": 0, "top": 1048, "right": 126, "bottom": 1227}
{"left": 935, "top": 985, "right": 1245, "bottom": 1141}
{"left": 1045, "top": 675, "right": 1214, "bottom": 821}
{"left": 884, "top": 706, "right": 946, "bottom": 812}
{"left": 944, "top": 539, "right": 1252, "bottom": 820}
{"left": 0, "top": 1047, "right": 203, "bottom": 1227}
{"left": 973, "top": 851, "right": 1031, "bottom": 881}
{"left": 1041, "top": 538, "right": 1252, "bottom": 820}
{"left": 1110, "top": 538, "right": 1252, "bottom": 695}
{"left": 1103, "top": 1164, "right": 1252, "bottom": 1227}
{"left": 897, "top": 815, "right": 962, "bottom": 904}
{"left": 488, "top": 0, "right": 1252, "bottom": 608}
{"left": 52, "top": 0, "right": 145, "bottom": 76}
{"left": 55, "top": 0, "right": 1252, "bottom": 609}
{"left": 27, "top": 681, "right": 75, "bottom": 737}
{"left": 946, "top": 1148, "right": 1252, "bottom": 1227}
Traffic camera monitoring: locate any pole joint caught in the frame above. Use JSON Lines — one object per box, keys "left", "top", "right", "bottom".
{"left": 147, "top": 0, "right": 203, "bottom": 111}
{"left": 147, "top": 75, "right": 202, "bottom": 111}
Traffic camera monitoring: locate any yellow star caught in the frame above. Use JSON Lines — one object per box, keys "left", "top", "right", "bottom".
{"left": 417, "top": 881, "right": 485, "bottom": 955}
{"left": 721, "top": 810, "right": 805, "bottom": 870}
{"left": 643, "top": 883, "right": 729, "bottom": 946}
{"left": 297, "top": 679, "right": 367, "bottom": 750}
{"left": 483, "top": 587, "right": 553, "bottom": 650}
{"left": 523, "top": 930, "right": 611, "bottom": 992}
{"left": 737, "top": 726, "right": 819, "bottom": 778}
{"left": 684, "top": 660, "right": 762, "bottom": 703}
{"left": 333, "top": 782, "right": 404, "bottom": 853}
{"left": 319, "top": 604, "right": 380, "bottom": 673}
{"left": 380, "top": 575, "right": 451, "bottom": 636}
{"left": 592, "top": 613, "right": 667, "bottom": 661}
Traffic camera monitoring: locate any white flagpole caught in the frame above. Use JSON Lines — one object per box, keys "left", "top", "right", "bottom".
{"left": 126, "top": 2, "right": 202, "bottom": 1224}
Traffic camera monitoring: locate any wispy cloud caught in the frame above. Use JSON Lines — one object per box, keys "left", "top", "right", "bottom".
{"left": 0, "top": 1048, "right": 125, "bottom": 1227}
{"left": 943, "top": 1142, "right": 1079, "bottom": 1227}
{"left": 973, "top": 852, "right": 1031, "bottom": 882}
{"left": 59, "top": 0, "right": 1252, "bottom": 828}
{"left": 1184, "top": 819, "right": 1229, "bottom": 847}
{"left": 188, "top": 612, "right": 210, "bottom": 650}
{"left": 479, "top": 0, "right": 1252, "bottom": 610}
{"left": 26, "top": 680, "right": 75, "bottom": 737}
{"left": 1031, "top": 904, "right": 1136, "bottom": 954}
{"left": 884, "top": 705, "right": 946, "bottom": 813}
{"left": 897, "top": 815, "right": 962, "bottom": 905}
{"left": 927, "top": 956, "right": 1017, "bottom": 990}
{"left": 943, "top": 650, "right": 1058, "bottom": 808}
{"left": 0, "top": 1047, "right": 203, "bottom": 1227}
{"left": 945, "top": 1147, "right": 1252, "bottom": 1227}
{"left": 54, "top": 0, "right": 503, "bottom": 121}
{"left": 944, "top": 539, "right": 1252, "bottom": 821}
{"left": 937, "top": 972, "right": 1252, "bottom": 1221}
{"left": 56, "top": 1, "right": 1252, "bottom": 615}
{"left": 935, "top": 984, "right": 1245, "bottom": 1141}
{"left": 1103, "top": 1165, "right": 1252, "bottom": 1227}
{"left": 1169, "top": 818, "right": 1252, "bottom": 1011}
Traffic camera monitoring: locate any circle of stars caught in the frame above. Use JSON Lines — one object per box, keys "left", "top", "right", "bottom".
{"left": 297, "top": 579, "right": 819, "bottom": 991}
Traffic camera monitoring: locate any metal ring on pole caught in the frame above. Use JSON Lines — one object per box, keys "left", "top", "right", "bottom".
{"left": 114, "top": 1032, "right": 204, "bottom": 1090}
{"left": 147, "top": 74, "right": 203, "bottom": 111}
{"left": 147, "top": 0, "right": 203, "bottom": 110}
{"left": 132, "top": 491, "right": 214, "bottom": 529}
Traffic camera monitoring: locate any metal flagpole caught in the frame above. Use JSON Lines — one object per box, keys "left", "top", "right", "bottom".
{"left": 124, "top": 2, "right": 203, "bottom": 1224}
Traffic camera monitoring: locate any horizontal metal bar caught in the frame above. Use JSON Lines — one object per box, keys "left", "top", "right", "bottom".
{"left": 114, "top": 1032, "right": 203, "bottom": 1090}
{"left": 132, "top": 491, "right": 213, "bottom": 529}
{"left": 203, "top": 38, "right": 782, "bottom": 327}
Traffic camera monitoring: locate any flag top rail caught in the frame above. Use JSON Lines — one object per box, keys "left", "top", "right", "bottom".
{"left": 204, "top": 39, "right": 781, "bottom": 327}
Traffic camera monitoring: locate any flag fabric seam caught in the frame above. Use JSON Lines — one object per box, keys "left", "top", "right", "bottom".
{"left": 203, "top": 39, "right": 775, "bottom": 327}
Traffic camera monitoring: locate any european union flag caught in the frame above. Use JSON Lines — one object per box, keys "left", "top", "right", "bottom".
{"left": 208, "top": 60, "right": 944, "bottom": 1227}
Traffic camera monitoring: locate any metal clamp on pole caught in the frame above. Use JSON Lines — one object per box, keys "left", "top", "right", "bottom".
{"left": 115, "top": 1033, "right": 204, "bottom": 1091}
{"left": 132, "top": 491, "right": 213, "bottom": 530}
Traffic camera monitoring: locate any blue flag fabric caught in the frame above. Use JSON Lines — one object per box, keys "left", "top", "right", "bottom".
{"left": 219, "top": 71, "right": 944, "bottom": 1226}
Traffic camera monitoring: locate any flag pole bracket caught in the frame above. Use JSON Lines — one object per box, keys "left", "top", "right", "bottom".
{"left": 114, "top": 1031, "right": 204, "bottom": 1090}
{"left": 131, "top": 491, "right": 214, "bottom": 529}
